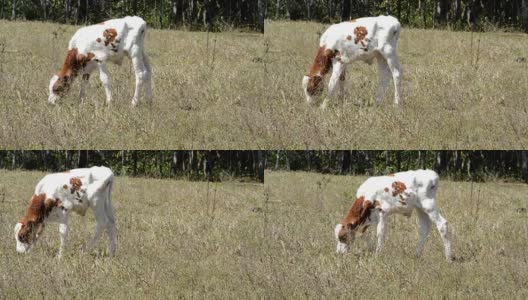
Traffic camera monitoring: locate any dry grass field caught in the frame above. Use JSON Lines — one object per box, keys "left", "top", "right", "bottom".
{"left": 1, "top": 169, "right": 527, "bottom": 297}
{"left": 262, "top": 21, "right": 528, "bottom": 149}
{"left": 0, "top": 170, "right": 265, "bottom": 298}
{"left": 1, "top": 20, "right": 527, "bottom": 148}
{"left": 261, "top": 171, "right": 528, "bottom": 298}
{"left": 0, "top": 20, "right": 266, "bottom": 149}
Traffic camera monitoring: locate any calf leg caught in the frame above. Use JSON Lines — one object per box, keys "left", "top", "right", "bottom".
{"left": 321, "top": 60, "right": 345, "bottom": 110}
{"left": 142, "top": 52, "right": 153, "bottom": 104}
{"left": 416, "top": 208, "right": 431, "bottom": 257}
{"left": 58, "top": 223, "right": 69, "bottom": 259}
{"left": 79, "top": 74, "right": 90, "bottom": 103}
{"left": 98, "top": 63, "right": 113, "bottom": 104}
{"left": 337, "top": 67, "right": 346, "bottom": 105}
{"left": 385, "top": 52, "right": 402, "bottom": 105}
{"left": 83, "top": 204, "right": 108, "bottom": 254}
{"left": 425, "top": 207, "right": 452, "bottom": 261}
{"left": 130, "top": 46, "right": 148, "bottom": 106}
{"left": 375, "top": 54, "right": 391, "bottom": 103}
{"left": 375, "top": 213, "right": 387, "bottom": 254}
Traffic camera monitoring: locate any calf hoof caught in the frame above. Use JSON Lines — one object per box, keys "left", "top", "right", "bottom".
{"left": 320, "top": 99, "right": 330, "bottom": 111}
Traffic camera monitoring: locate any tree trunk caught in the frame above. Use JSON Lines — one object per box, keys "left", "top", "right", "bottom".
{"left": 257, "top": 150, "right": 264, "bottom": 183}
{"left": 435, "top": 151, "right": 449, "bottom": 175}
{"left": 121, "top": 151, "right": 126, "bottom": 176}
{"left": 11, "top": 151, "right": 16, "bottom": 169}
{"left": 133, "top": 151, "right": 138, "bottom": 176}
{"left": 435, "top": 0, "right": 449, "bottom": 24}
{"left": 133, "top": 0, "right": 137, "bottom": 15}
{"left": 385, "top": 151, "right": 390, "bottom": 173}
{"left": 305, "top": 0, "right": 312, "bottom": 19}
{"left": 275, "top": 150, "right": 280, "bottom": 170}
{"left": 122, "top": 0, "right": 126, "bottom": 17}
{"left": 521, "top": 151, "right": 528, "bottom": 183}
{"left": 257, "top": 0, "right": 265, "bottom": 33}
{"left": 397, "top": 0, "right": 401, "bottom": 19}
{"left": 341, "top": 151, "right": 351, "bottom": 174}
{"left": 385, "top": 0, "right": 390, "bottom": 16}
{"left": 342, "top": 0, "right": 350, "bottom": 21}
{"left": 522, "top": 0, "right": 528, "bottom": 32}
{"left": 78, "top": 150, "right": 88, "bottom": 168}
{"left": 11, "top": 0, "right": 16, "bottom": 20}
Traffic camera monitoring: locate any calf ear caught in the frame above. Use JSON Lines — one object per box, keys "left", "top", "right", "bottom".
{"left": 44, "top": 198, "right": 63, "bottom": 210}
{"left": 357, "top": 200, "right": 374, "bottom": 223}
{"left": 77, "top": 53, "right": 95, "bottom": 67}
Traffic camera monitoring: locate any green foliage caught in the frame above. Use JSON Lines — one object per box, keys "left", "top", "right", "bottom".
{"left": 267, "top": 151, "right": 528, "bottom": 183}
{"left": 0, "top": 151, "right": 264, "bottom": 183}
{"left": 267, "top": 0, "right": 528, "bottom": 32}
{"left": 0, "top": 0, "right": 263, "bottom": 32}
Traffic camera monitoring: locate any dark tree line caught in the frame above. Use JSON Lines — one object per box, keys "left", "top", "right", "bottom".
{"left": 267, "top": 151, "right": 528, "bottom": 182}
{"left": 268, "top": 0, "right": 528, "bottom": 32}
{"left": 1, "top": 0, "right": 265, "bottom": 32}
{"left": 0, "top": 150, "right": 264, "bottom": 183}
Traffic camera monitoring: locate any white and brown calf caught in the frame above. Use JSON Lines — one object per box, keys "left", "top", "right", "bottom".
{"left": 48, "top": 16, "right": 152, "bottom": 106}
{"left": 335, "top": 170, "right": 452, "bottom": 261}
{"left": 15, "top": 166, "right": 116, "bottom": 258}
{"left": 303, "top": 15, "right": 402, "bottom": 109}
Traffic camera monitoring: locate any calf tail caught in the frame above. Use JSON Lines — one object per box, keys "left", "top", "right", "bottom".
{"left": 104, "top": 180, "right": 115, "bottom": 225}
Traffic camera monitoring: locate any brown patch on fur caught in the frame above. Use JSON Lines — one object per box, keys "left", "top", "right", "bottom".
{"left": 17, "top": 194, "right": 62, "bottom": 244}
{"left": 338, "top": 196, "right": 376, "bottom": 241}
{"left": 354, "top": 26, "right": 368, "bottom": 45}
{"left": 306, "top": 46, "right": 336, "bottom": 96}
{"left": 77, "top": 53, "right": 95, "bottom": 68}
{"left": 388, "top": 173, "right": 395, "bottom": 177}
{"left": 63, "top": 184, "right": 68, "bottom": 190}
{"left": 339, "top": 69, "right": 346, "bottom": 81}
{"left": 103, "top": 28, "right": 118, "bottom": 46}
{"left": 69, "top": 177, "right": 82, "bottom": 194}
{"left": 346, "top": 35, "right": 352, "bottom": 40}
{"left": 96, "top": 38, "right": 102, "bottom": 43}
{"left": 392, "top": 181, "right": 407, "bottom": 197}
{"left": 63, "top": 170, "right": 71, "bottom": 173}
{"left": 384, "top": 187, "right": 389, "bottom": 193}
{"left": 53, "top": 49, "right": 96, "bottom": 96}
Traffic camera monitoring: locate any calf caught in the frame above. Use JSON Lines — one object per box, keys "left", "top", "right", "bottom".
{"left": 15, "top": 166, "right": 116, "bottom": 258}
{"left": 48, "top": 16, "right": 152, "bottom": 106}
{"left": 335, "top": 170, "right": 452, "bottom": 261}
{"left": 302, "top": 16, "right": 402, "bottom": 109}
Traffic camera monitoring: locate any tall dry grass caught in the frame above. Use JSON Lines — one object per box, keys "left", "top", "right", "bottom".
{"left": 0, "top": 20, "right": 267, "bottom": 149}
{"left": 259, "top": 171, "right": 528, "bottom": 298}
{"left": 0, "top": 170, "right": 265, "bottom": 298}
{"left": 1, "top": 20, "right": 527, "bottom": 148}
{"left": 1, "top": 169, "right": 527, "bottom": 297}
{"left": 260, "top": 21, "right": 528, "bottom": 149}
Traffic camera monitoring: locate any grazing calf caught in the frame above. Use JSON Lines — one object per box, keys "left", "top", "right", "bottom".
{"left": 335, "top": 170, "right": 452, "bottom": 261}
{"left": 302, "top": 16, "right": 402, "bottom": 109}
{"left": 48, "top": 16, "right": 152, "bottom": 106}
{"left": 15, "top": 166, "right": 116, "bottom": 258}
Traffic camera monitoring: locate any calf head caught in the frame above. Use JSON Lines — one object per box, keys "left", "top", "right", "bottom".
{"left": 48, "top": 48, "right": 96, "bottom": 104}
{"left": 335, "top": 196, "right": 376, "bottom": 254}
{"left": 303, "top": 47, "right": 336, "bottom": 105}
{"left": 15, "top": 193, "right": 63, "bottom": 253}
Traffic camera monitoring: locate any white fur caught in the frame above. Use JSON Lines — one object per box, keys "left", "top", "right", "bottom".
{"left": 335, "top": 170, "right": 452, "bottom": 261}
{"left": 304, "top": 15, "right": 402, "bottom": 108}
{"left": 48, "top": 16, "right": 152, "bottom": 106}
{"left": 14, "top": 166, "right": 116, "bottom": 258}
